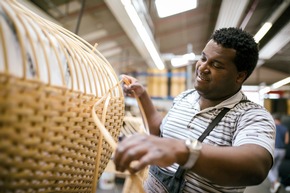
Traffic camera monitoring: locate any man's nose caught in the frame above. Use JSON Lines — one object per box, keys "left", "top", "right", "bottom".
{"left": 197, "top": 61, "right": 209, "bottom": 73}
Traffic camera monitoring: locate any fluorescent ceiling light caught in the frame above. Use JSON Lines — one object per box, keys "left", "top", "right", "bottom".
{"left": 259, "top": 20, "right": 290, "bottom": 60}
{"left": 98, "top": 41, "right": 121, "bottom": 58}
{"left": 171, "top": 58, "right": 189, "bottom": 67}
{"left": 82, "top": 30, "right": 108, "bottom": 42}
{"left": 97, "top": 41, "right": 118, "bottom": 51}
{"left": 155, "top": 0, "right": 197, "bottom": 18}
{"left": 183, "top": 53, "right": 196, "bottom": 61}
{"left": 105, "top": 0, "right": 165, "bottom": 70}
{"left": 259, "top": 86, "right": 271, "bottom": 95}
{"left": 214, "top": 0, "right": 249, "bottom": 30}
{"left": 122, "top": 1, "right": 164, "bottom": 69}
{"left": 102, "top": 47, "right": 122, "bottom": 58}
{"left": 255, "top": 0, "right": 290, "bottom": 56}
{"left": 259, "top": 77, "right": 290, "bottom": 94}
{"left": 272, "top": 77, "right": 290, "bottom": 89}
{"left": 254, "top": 22, "right": 272, "bottom": 43}
{"left": 171, "top": 53, "right": 196, "bottom": 67}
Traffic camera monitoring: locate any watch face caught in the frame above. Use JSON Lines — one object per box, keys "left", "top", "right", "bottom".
{"left": 186, "top": 139, "right": 202, "bottom": 151}
{"left": 182, "top": 139, "right": 202, "bottom": 169}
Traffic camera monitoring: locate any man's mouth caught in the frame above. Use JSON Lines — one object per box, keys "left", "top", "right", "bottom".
{"left": 197, "top": 74, "right": 210, "bottom": 81}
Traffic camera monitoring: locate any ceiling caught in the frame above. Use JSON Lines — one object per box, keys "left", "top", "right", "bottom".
{"left": 23, "top": 0, "right": 290, "bottom": 88}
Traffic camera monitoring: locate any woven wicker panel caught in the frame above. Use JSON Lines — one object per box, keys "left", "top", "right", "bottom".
{"left": 0, "top": 0, "right": 124, "bottom": 192}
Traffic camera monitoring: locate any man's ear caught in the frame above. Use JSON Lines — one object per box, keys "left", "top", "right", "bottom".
{"left": 237, "top": 71, "right": 247, "bottom": 83}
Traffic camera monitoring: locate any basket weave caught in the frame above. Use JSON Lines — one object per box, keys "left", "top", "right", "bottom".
{"left": 0, "top": 1, "right": 124, "bottom": 192}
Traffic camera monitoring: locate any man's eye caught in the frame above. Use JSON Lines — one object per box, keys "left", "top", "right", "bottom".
{"left": 200, "top": 57, "right": 206, "bottom": 62}
{"left": 212, "top": 62, "right": 222, "bottom": 68}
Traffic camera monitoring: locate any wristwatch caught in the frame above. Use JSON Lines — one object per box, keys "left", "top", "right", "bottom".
{"left": 181, "top": 139, "right": 202, "bottom": 169}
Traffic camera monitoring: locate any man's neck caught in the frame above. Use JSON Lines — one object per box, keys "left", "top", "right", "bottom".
{"left": 199, "top": 98, "right": 223, "bottom": 110}
{"left": 198, "top": 89, "right": 241, "bottom": 110}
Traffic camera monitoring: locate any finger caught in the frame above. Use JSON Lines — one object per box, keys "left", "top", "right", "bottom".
{"left": 113, "top": 139, "right": 129, "bottom": 170}
{"left": 129, "top": 151, "right": 163, "bottom": 173}
{"left": 113, "top": 135, "right": 141, "bottom": 170}
{"left": 120, "top": 74, "right": 129, "bottom": 81}
{"left": 128, "top": 158, "right": 150, "bottom": 174}
{"left": 117, "top": 144, "right": 148, "bottom": 172}
{"left": 122, "top": 85, "right": 133, "bottom": 97}
{"left": 128, "top": 138, "right": 179, "bottom": 173}
{"left": 121, "top": 74, "right": 134, "bottom": 85}
{"left": 114, "top": 134, "right": 148, "bottom": 171}
{"left": 113, "top": 145, "right": 126, "bottom": 172}
{"left": 122, "top": 76, "right": 131, "bottom": 86}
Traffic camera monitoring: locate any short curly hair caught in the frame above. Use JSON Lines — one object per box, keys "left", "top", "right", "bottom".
{"left": 211, "top": 27, "right": 259, "bottom": 80}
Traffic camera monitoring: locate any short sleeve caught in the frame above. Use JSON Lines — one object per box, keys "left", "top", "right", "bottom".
{"left": 233, "top": 107, "right": 275, "bottom": 159}
{"left": 172, "top": 89, "right": 195, "bottom": 105}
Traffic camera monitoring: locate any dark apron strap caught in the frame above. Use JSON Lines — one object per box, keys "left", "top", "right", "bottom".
{"left": 198, "top": 108, "right": 230, "bottom": 142}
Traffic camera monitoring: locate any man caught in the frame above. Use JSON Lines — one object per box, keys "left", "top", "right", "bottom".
{"left": 114, "top": 27, "right": 275, "bottom": 192}
{"left": 268, "top": 113, "right": 289, "bottom": 193}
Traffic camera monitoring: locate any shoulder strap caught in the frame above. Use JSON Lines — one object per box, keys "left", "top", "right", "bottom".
{"left": 175, "top": 99, "right": 250, "bottom": 175}
{"left": 198, "top": 99, "right": 250, "bottom": 142}
{"left": 198, "top": 107, "right": 230, "bottom": 142}
{"left": 175, "top": 107, "right": 230, "bottom": 177}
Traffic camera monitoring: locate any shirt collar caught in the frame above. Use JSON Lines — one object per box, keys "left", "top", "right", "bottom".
{"left": 215, "top": 91, "right": 244, "bottom": 109}
{"left": 192, "top": 90, "right": 245, "bottom": 112}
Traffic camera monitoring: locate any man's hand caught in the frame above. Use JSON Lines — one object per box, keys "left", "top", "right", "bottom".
{"left": 121, "top": 74, "right": 146, "bottom": 97}
{"left": 113, "top": 134, "right": 188, "bottom": 173}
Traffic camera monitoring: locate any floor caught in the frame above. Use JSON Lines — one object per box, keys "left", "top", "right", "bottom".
{"left": 96, "top": 177, "right": 124, "bottom": 193}
{"left": 245, "top": 178, "right": 290, "bottom": 193}
{"left": 96, "top": 177, "right": 290, "bottom": 193}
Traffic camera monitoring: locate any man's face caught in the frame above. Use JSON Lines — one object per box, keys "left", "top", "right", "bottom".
{"left": 193, "top": 40, "right": 246, "bottom": 100}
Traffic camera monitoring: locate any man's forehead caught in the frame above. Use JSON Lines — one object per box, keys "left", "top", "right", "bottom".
{"left": 203, "top": 40, "right": 236, "bottom": 56}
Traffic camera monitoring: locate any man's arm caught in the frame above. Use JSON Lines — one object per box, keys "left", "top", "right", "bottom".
{"left": 114, "top": 134, "right": 272, "bottom": 186}
{"left": 122, "top": 75, "right": 163, "bottom": 136}
{"left": 137, "top": 91, "right": 163, "bottom": 136}
{"left": 191, "top": 143, "right": 272, "bottom": 186}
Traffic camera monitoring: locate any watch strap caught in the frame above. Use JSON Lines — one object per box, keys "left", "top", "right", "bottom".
{"left": 181, "top": 139, "right": 201, "bottom": 169}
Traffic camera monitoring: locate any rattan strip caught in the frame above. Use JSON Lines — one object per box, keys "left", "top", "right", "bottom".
{"left": 122, "top": 78, "right": 149, "bottom": 134}
{"left": 1, "top": 0, "right": 122, "bottom": 97}
{"left": 92, "top": 79, "right": 150, "bottom": 193}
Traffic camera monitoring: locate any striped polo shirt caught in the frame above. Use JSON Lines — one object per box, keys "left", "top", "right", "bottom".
{"left": 159, "top": 89, "right": 275, "bottom": 193}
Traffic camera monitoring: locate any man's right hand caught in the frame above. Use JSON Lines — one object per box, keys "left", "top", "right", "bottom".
{"left": 121, "top": 74, "right": 146, "bottom": 98}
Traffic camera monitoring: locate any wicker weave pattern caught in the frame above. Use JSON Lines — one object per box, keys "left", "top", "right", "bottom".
{"left": 0, "top": 0, "right": 124, "bottom": 192}
{"left": 0, "top": 75, "right": 124, "bottom": 192}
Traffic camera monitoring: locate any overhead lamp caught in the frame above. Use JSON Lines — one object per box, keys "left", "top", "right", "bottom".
{"left": 259, "top": 86, "right": 271, "bottom": 95}
{"left": 272, "top": 77, "right": 290, "bottom": 89}
{"left": 122, "top": 1, "right": 164, "bottom": 69}
{"left": 254, "top": 0, "right": 290, "bottom": 43}
{"left": 254, "top": 22, "right": 272, "bottom": 43}
{"left": 170, "top": 53, "right": 196, "bottom": 67}
{"left": 259, "top": 20, "right": 290, "bottom": 60}
{"left": 102, "top": 47, "right": 122, "bottom": 58}
{"left": 105, "top": 0, "right": 165, "bottom": 70}
{"left": 214, "top": 0, "right": 249, "bottom": 30}
{"left": 259, "top": 77, "right": 290, "bottom": 95}
{"left": 155, "top": 0, "right": 198, "bottom": 18}
{"left": 82, "top": 30, "right": 108, "bottom": 42}
{"left": 171, "top": 58, "right": 188, "bottom": 67}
